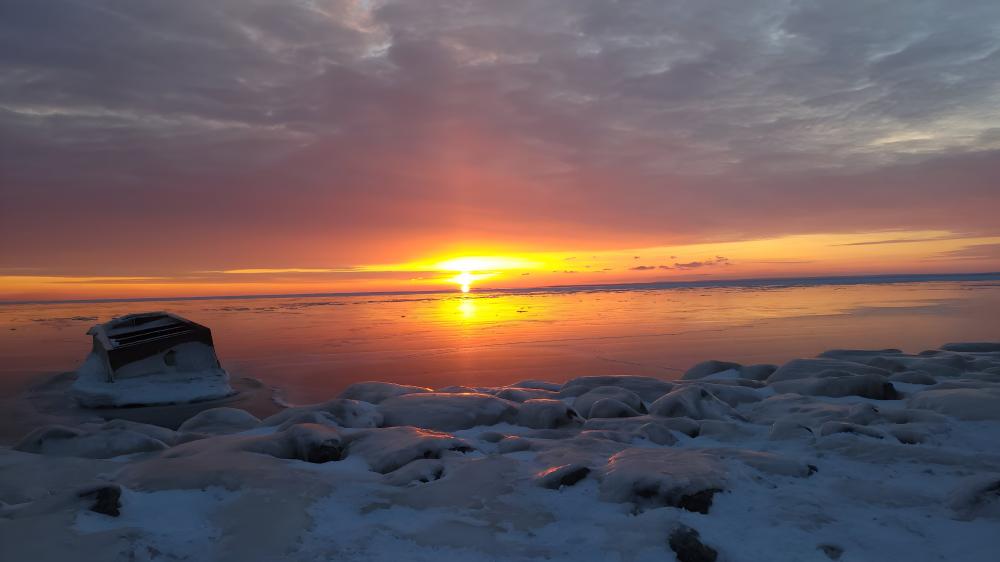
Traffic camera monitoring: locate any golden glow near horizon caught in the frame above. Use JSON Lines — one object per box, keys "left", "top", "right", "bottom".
{"left": 3, "top": 230, "right": 1000, "bottom": 301}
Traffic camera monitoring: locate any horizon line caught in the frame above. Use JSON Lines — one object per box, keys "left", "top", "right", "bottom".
{"left": 2, "top": 270, "right": 999, "bottom": 306}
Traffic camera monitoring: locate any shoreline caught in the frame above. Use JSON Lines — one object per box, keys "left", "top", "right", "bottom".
{"left": 1, "top": 341, "right": 999, "bottom": 561}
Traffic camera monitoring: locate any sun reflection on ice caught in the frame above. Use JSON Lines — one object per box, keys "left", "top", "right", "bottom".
{"left": 457, "top": 298, "right": 476, "bottom": 318}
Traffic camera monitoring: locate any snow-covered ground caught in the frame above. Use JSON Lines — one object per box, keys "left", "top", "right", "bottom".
{"left": 2, "top": 343, "right": 1000, "bottom": 561}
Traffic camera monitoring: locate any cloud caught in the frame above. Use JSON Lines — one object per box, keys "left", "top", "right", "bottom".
{"left": 833, "top": 235, "right": 969, "bottom": 246}
{"left": 2, "top": 0, "right": 1000, "bottom": 275}
{"left": 630, "top": 265, "right": 656, "bottom": 271}
{"left": 930, "top": 243, "right": 1000, "bottom": 261}
{"left": 661, "top": 256, "right": 732, "bottom": 270}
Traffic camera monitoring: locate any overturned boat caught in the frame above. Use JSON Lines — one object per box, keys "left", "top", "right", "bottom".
{"left": 71, "top": 312, "right": 234, "bottom": 407}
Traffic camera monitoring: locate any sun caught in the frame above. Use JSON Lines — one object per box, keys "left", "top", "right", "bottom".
{"left": 433, "top": 255, "right": 538, "bottom": 292}
{"left": 453, "top": 271, "right": 475, "bottom": 293}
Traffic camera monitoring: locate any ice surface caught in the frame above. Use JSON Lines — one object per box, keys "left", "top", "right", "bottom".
{"left": 3, "top": 341, "right": 1000, "bottom": 561}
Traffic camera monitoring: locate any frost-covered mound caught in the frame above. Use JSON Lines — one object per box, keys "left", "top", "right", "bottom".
{"left": 71, "top": 343, "right": 234, "bottom": 408}
{"left": 3, "top": 343, "right": 1000, "bottom": 561}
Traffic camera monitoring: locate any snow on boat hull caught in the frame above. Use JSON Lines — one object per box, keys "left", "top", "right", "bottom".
{"left": 71, "top": 312, "right": 234, "bottom": 408}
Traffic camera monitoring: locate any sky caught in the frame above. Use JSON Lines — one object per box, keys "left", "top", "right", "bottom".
{"left": 2, "top": 0, "right": 1000, "bottom": 301}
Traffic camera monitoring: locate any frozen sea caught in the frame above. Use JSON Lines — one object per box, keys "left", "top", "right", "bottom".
{"left": 2, "top": 273, "right": 998, "bottom": 405}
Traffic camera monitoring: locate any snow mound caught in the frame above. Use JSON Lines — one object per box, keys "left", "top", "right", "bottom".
{"left": 599, "top": 448, "right": 728, "bottom": 512}
{"left": 536, "top": 463, "right": 591, "bottom": 489}
{"left": 940, "top": 342, "right": 1000, "bottom": 353}
{"left": 649, "top": 386, "right": 744, "bottom": 420}
{"left": 948, "top": 473, "right": 1000, "bottom": 519}
{"left": 378, "top": 392, "right": 517, "bottom": 431}
{"left": 262, "top": 398, "right": 383, "bottom": 429}
{"left": 494, "top": 386, "right": 559, "bottom": 402}
{"left": 560, "top": 375, "right": 674, "bottom": 403}
{"left": 907, "top": 387, "right": 1000, "bottom": 420}
{"left": 347, "top": 426, "right": 474, "bottom": 473}
{"left": 767, "top": 358, "right": 888, "bottom": 383}
{"left": 515, "top": 399, "right": 579, "bottom": 429}
{"left": 682, "top": 360, "right": 742, "bottom": 380}
{"left": 573, "top": 386, "right": 644, "bottom": 418}
{"left": 383, "top": 458, "right": 446, "bottom": 486}
{"left": 178, "top": 407, "right": 262, "bottom": 434}
{"left": 587, "top": 398, "right": 642, "bottom": 419}
{"left": 15, "top": 424, "right": 169, "bottom": 458}
{"left": 770, "top": 373, "right": 899, "bottom": 400}
{"left": 509, "top": 379, "right": 562, "bottom": 391}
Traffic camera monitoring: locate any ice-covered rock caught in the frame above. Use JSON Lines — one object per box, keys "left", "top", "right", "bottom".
{"left": 682, "top": 382, "right": 765, "bottom": 406}
{"left": 151, "top": 423, "right": 346, "bottom": 468}
{"left": 573, "top": 386, "right": 644, "bottom": 418}
{"left": 769, "top": 373, "right": 899, "bottom": 400}
{"left": 767, "top": 358, "right": 888, "bottom": 383}
{"left": 436, "top": 385, "right": 485, "bottom": 394}
{"left": 338, "top": 381, "right": 432, "bottom": 404}
{"left": 510, "top": 379, "right": 563, "bottom": 391}
{"left": 378, "top": 392, "right": 517, "bottom": 431}
{"left": 907, "top": 387, "right": 1000, "bottom": 420}
{"left": 559, "top": 375, "right": 674, "bottom": 403}
{"left": 697, "top": 419, "right": 755, "bottom": 441}
{"left": 749, "top": 394, "right": 881, "bottom": 428}
{"left": 599, "top": 448, "right": 727, "bottom": 512}
{"left": 347, "top": 426, "right": 473, "bottom": 473}
{"left": 948, "top": 473, "right": 1000, "bottom": 519}
{"left": 15, "top": 425, "right": 169, "bottom": 458}
{"left": 586, "top": 398, "right": 641, "bottom": 419}
{"left": 648, "top": 386, "right": 744, "bottom": 421}
{"left": 262, "top": 398, "right": 383, "bottom": 429}
{"left": 637, "top": 422, "right": 679, "bottom": 445}
{"left": 177, "top": 407, "right": 262, "bottom": 434}
{"left": 535, "top": 463, "right": 591, "bottom": 489}
{"left": 889, "top": 371, "right": 937, "bottom": 385}
{"left": 740, "top": 364, "right": 778, "bottom": 381}
{"left": 682, "top": 360, "right": 742, "bottom": 380}
{"left": 819, "top": 349, "right": 904, "bottom": 362}
{"left": 383, "top": 459, "right": 446, "bottom": 486}
{"left": 940, "top": 342, "right": 1000, "bottom": 353}
{"left": 584, "top": 415, "right": 697, "bottom": 438}
{"left": 818, "top": 421, "right": 885, "bottom": 439}
{"left": 515, "top": 399, "right": 579, "bottom": 429}
{"left": 669, "top": 524, "right": 718, "bottom": 562}
{"left": 96, "top": 419, "right": 182, "bottom": 446}
{"left": 494, "top": 386, "right": 559, "bottom": 402}
{"left": 246, "top": 423, "right": 345, "bottom": 463}
{"left": 768, "top": 420, "right": 815, "bottom": 441}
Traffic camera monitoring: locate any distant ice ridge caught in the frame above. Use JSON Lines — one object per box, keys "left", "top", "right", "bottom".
{"left": 3, "top": 341, "right": 1000, "bottom": 561}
